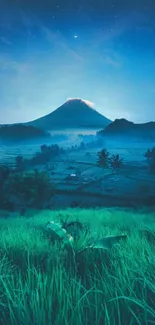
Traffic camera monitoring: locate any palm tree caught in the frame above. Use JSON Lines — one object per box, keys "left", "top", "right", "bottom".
{"left": 110, "top": 154, "right": 124, "bottom": 173}
{"left": 97, "top": 149, "right": 110, "bottom": 168}
{"left": 144, "top": 147, "right": 155, "bottom": 161}
{"left": 145, "top": 149, "right": 153, "bottom": 161}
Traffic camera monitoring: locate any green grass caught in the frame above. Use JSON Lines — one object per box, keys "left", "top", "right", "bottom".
{"left": 0, "top": 207, "right": 155, "bottom": 324}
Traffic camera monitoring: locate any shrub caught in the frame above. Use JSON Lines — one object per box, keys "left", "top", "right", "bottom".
{"left": 2, "top": 170, "right": 56, "bottom": 210}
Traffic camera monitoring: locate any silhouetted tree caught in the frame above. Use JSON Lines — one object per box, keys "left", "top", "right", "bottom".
{"left": 97, "top": 149, "right": 110, "bottom": 168}
{"left": 4, "top": 170, "right": 56, "bottom": 209}
{"left": 40, "top": 144, "right": 48, "bottom": 153}
{"left": 24, "top": 144, "right": 65, "bottom": 167}
{"left": 110, "top": 154, "right": 124, "bottom": 174}
{"left": 145, "top": 149, "right": 153, "bottom": 161}
{"left": 145, "top": 147, "right": 155, "bottom": 160}
{"left": 15, "top": 155, "right": 24, "bottom": 171}
{"left": 0, "top": 166, "right": 13, "bottom": 210}
{"left": 0, "top": 166, "right": 10, "bottom": 184}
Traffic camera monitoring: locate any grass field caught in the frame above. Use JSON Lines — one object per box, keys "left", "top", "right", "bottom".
{"left": 0, "top": 207, "right": 155, "bottom": 324}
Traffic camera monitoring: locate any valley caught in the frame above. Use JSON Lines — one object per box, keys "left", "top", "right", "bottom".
{"left": 0, "top": 98, "right": 155, "bottom": 210}
{"left": 0, "top": 140, "right": 155, "bottom": 209}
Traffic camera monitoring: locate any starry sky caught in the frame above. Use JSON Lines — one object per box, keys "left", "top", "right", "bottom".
{"left": 0, "top": 0, "right": 155, "bottom": 124}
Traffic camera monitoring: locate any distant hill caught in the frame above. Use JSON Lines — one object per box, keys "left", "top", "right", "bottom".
{"left": 26, "top": 98, "right": 112, "bottom": 130}
{"left": 97, "top": 118, "right": 155, "bottom": 140}
{"left": 0, "top": 125, "right": 51, "bottom": 144}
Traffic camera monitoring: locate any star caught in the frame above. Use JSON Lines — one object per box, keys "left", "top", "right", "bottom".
{"left": 74, "top": 35, "right": 78, "bottom": 38}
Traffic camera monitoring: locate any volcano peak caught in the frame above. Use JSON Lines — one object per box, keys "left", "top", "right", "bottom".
{"left": 26, "top": 98, "right": 111, "bottom": 130}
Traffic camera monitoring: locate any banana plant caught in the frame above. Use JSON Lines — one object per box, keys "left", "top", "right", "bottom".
{"left": 46, "top": 221, "right": 127, "bottom": 252}
{"left": 46, "top": 221, "right": 74, "bottom": 246}
{"left": 60, "top": 219, "right": 89, "bottom": 239}
{"left": 86, "top": 234, "right": 127, "bottom": 250}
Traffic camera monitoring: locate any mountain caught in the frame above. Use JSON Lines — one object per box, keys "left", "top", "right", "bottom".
{"left": 0, "top": 124, "right": 51, "bottom": 144}
{"left": 97, "top": 118, "right": 155, "bottom": 140}
{"left": 26, "top": 98, "right": 111, "bottom": 130}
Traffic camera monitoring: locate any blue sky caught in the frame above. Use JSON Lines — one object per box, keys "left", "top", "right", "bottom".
{"left": 0, "top": 0, "right": 155, "bottom": 123}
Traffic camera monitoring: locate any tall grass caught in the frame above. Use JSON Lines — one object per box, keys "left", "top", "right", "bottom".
{"left": 0, "top": 207, "right": 155, "bottom": 324}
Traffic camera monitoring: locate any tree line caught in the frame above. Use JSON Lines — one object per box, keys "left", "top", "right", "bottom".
{"left": 15, "top": 144, "right": 65, "bottom": 171}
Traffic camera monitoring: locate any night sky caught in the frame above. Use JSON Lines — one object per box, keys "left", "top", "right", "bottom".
{"left": 0, "top": 0, "right": 155, "bottom": 123}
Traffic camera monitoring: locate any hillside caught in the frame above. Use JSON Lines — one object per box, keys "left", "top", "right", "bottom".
{"left": 0, "top": 124, "right": 51, "bottom": 144}
{"left": 26, "top": 98, "right": 111, "bottom": 130}
{"left": 97, "top": 118, "right": 155, "bottom": 140}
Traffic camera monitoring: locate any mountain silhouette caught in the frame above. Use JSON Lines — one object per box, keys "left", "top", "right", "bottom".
{"left": 0, "top": 124, "right": 51, "bottom": 144}
{"left": 26, "top": 98, "right": 111, "bottom": 130}
{"left": 97, "top": 118, "right": 155, "bottom": 140}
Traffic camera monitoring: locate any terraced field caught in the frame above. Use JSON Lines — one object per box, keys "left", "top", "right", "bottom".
{"left": 0, "top": 143, "right": 155, "bottom": 206}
